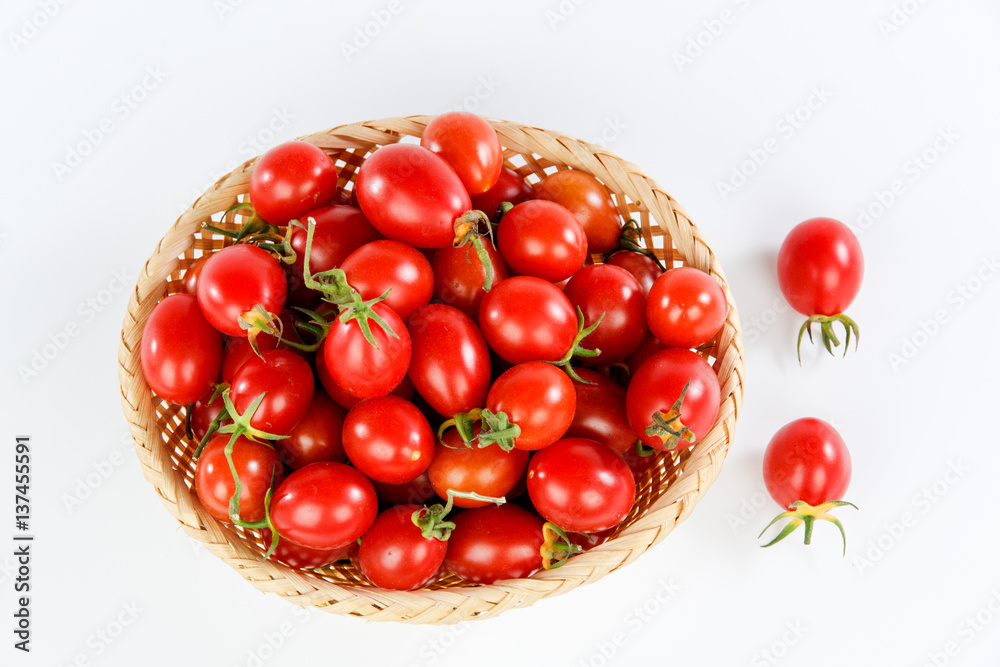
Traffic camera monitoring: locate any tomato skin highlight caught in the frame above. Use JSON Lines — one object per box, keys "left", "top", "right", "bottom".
{"left": 563, "top": 263, "right": 647, "bottom": 365}
{"left": 428, "top": 428, "right": 529, "bottom": 508}
{"left": 478, "top": 276, "right": 577, "bottom": 364}
{"left": 355, "top": 143, "right": 472, "bottom": 248}
{"left": 470, "top": 166, "right": 534, "bottom": 217}
{"left": 196, "top": 244, "right": 287, "bottom": 337}
{"left": 341, "top": 240, "right": 434, "bottom": 323}
{"left": 445, "top": 504, "right": 545, "bottom": 584}
{"left": 276, "top": 390, "right": 347, "bottom": 469}
{"left": 359, "top": 504, "right": 448, "bottom": 590}
{"left": 533, "top": 169, "right": 622, "bottom": 254}
{"left": 430, "top": 240, "right": 508, "bottom": 320}
{"left": 496, "top": 200, "right": 588, "bottom": 283}
{"left": 527, "top": 438, "right": 635, "bottom": 533}
{"left": 421, "top": 112, "right": 503, "bottom": 196}
{"left": 763, "top": 418, "right": 852, "bottom": 510}
{"left": 407, "top": 304, "right": 491, "bottom": 418}
{"left": 249, "top": 141, "right": 339, "bottom": 225}
{"left": 270, "top": 462, "right": 378, "bottom": 550}
{"left": 195, "top": 434, "right": 283, "bottom": 524}
{"left": 141, "top": 294, "right": 223, "bottom": 405}
{"left": 230, "top": 349, "right": 315, "bottom": 435}
{"left": 565, "top": 368, "right": 635, "bottom": 455}
{"left": 647, "top": 267, "right": 728, "bottom": 349}
{"left": 486, "top": 362, "right": 575, "bottom": 451}
{"left": 342, "top": 396, "right": 434, "bottom": 484}
{"left": 323, "top": 302, "right": 412, "bottom": 400}
{"left": 777, "top": 217, "right": 864, "bottom": 317}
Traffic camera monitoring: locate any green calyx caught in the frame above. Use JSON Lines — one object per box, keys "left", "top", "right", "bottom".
{"left": 540, "top": 522, "right": 583, "bottom": 570}
{"left": 436, "top": 408, "right": 522, "bottom": 452}
{"left": 797, "top": 313, "right": 860, "bottom": 364}
{"left": 758, "top": 500, "right": 858, "bottom": 556}
{"left": 204, "top": 203, "right": 297, "bottom": 263}
{"left": 544, "top": 306, "right": 605, "bottom": 384}
{"left": 452, "top": 209, "right": 497, "bottom": 292}
{"left": 411, "top": 489, "right": 506, "bottom": 541}
{"left": 642, "top": 379, "right": 695, "bottom": 451}
{"left": 604, "top": 219, "right": 666, "bottom": 270}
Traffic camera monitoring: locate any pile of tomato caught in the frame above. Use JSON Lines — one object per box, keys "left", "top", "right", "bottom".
{"left": 140, "top": 113, "right": 731, "bottom": 590}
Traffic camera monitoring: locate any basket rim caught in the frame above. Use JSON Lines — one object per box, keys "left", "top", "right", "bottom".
{"left": 117, "top": 115, "right": 746, "bottom": 624}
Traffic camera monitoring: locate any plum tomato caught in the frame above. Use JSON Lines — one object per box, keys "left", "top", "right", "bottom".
{"left": 420, "top": 112, "right": 503, "bottom": 196}
{"left": 478, "top": 276, "right": 577, "bottom": 364}
{"left": 341, "top": 240, "right": 434, "bottom": 322}
{"left": 322, "top": 301, "right": 411, "bottom": 400}
{"left": 316, "top": 338, "right": 414, "bottom": 409}
{"left": 470, "top": 166, "right": 534, "bottom": 218}
{"left": 195, "top": 434, "right": 283, "bottom": 524}
{"left": 229, "top": 349, "right": 314, "bottom": 435}
{"left": 196, "top": 244, "right": 287, "bottom": 337}
{"left": 276, "top": 390, "right": 347, "bottom": 469}
{"left": 527, "top": 438, "right": 635, "bottom": 533}
{"left": 270, "top": 462, "right": 377, "bottom": 549}
{"left": 407, "top": 304, "right": 491, "bottom": 418}
{"left": 358, "top": 504, "right": 448, "bottom": 590}
{"left": 260, "top": 528, "right": 349, "bottom": 570}
{"left": 564, "top": 368, "right": 635, "bottom": 455}
{"left": 248, "top": 141, "right": 339, "bottom": 225}
{"left": 606, "top": 250, "right": 662, "bottom": 298}
{"left": 428, "top": 426, "right": 529, "bottom": 508}
{"left": 647, "top": 267, "right": 728, "bottom": 350}
{"left": 485, "top": 362, "right": 575, "bottom": 451}
{"left": 355, "top": 143, "right": 471, "bottom": 248}
{"left": 533, "top": 169, "right": 621, "bottom": 254}
{"left": 342, "top": 396, "right": 434, "bottom": 484}
{"left": 430, "top": 239, "right": 508, "bottom": 320}
{"left": 625, "top": 349, "right": 720, "bottom": 451}
{"left": 445, "top": 504, "right": 545, "bottom": 584}
{"left": 496, "top": 200, "right": 587, "bottom": 283}
{"left": 563, "top": 264, "right": 646, "bottom": 365}
{"left": 141, "top": 294, "right": 223, "bottom": 405}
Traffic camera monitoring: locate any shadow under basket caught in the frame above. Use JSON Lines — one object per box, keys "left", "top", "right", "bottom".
{"left": 117, "top": 115, "right": 746, "bottom": 624}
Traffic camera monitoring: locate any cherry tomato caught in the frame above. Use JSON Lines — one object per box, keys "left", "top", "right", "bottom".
{"left": 249, "top": 141, "right": 339, "bottom": 225}
{"left": 276, "top": 390, "right": 347, "bottom": 469}
{"left": 286, "top": 205, "right": 382, "bottom": 308}
{"left": 195, "top": 434, "right": 283, "bottom": 524}
{"left": 322, "top": 301, "right": 412, "bottom": 399}
{"left": 445, "top": 504, "right": 544, "bottom": 584}
{"left": 566, "top": 526, "right": 616, "bottom": 552}
{"left": 763, "top": 418, "right": 852, "bottom": 510}
{"left": 407, "top": 304, "right": 491, "bottom": 417}
{"left": 564, "top": 368, "right": 635, "bottom": 454}
{"left": 533, "top": 170, "right": 621, "bottom": 254}
{"left": 563, "top": 264, "right": 646, "bottom": 365}
{"left": 270, "top": 462, "right": 377, "bottom": 549}
{"left": 486, "top": 362, "right": 575, "bottom": 451}
{"left": 777, "top": 217, "right": 863, "bottom": 317}
{"left": 358, "top": 504, "right": 448, "bottom": 590}
{"left": 470, "top": 167, "right": 534, "bottom": 217}
{"left": 230, "top": 349, "right": 314, "bottom": 435}
{"left": 220, "top": 334, "right": 278, "bottom": 385}
{"left": 189, "top": 390, "right": 226, "bottom": 442}
{"left": 341, "top": 240, "right": 434, "bottom": 322}
{"left": 370, "top": 471, "right": 436, "bottom": 506}
{"left": 527, "top": 438, "right": 635, "bottom": 533}
{"left": 479, "top": 276, "right": 577, "bottom": 364}
{"left": 647, "top": 267, "right": 727, "bottom": 349}
{"left": 180, "top": 255, "right": 210, "bottom": 296}
{"left": 625, "top": 349, "right": 720, "bottom": 451}
{"left": 355, "top": 143, "right": 471, "bottom": 248}
{"left": 625, "top": 333, "right": 668, "bottom": 376}
{"left": 315, "top": 339, "right": 414, "bottom": 409}
{"left": 260, "top": 528, "right": 349, "bottom": 570}
{"left": 196, "top": 244, "right": 287, "bottom": 337}
{"left": 342, "top": 396, "right": 434, "bottom": 484}
{"left": 420, "top": 112, "right": 503, "bottom": 195}
{"left": 606, "top": 250, "right": 662, "bottom": 298}
{"left": 496, "top": 200, "right": 587, "bottom": 282}
{"left": 430, "top": 239, "right": 508, "bottom": 320}
{"left": 428, "top": 427, "right": 529, "bottom": 508}
{"left": 141, "top": 294, "right": 223, "bottom": 405}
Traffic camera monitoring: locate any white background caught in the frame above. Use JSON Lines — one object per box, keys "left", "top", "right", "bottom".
{"left": 3, "top": 1, "right": 999, "bottom": 665}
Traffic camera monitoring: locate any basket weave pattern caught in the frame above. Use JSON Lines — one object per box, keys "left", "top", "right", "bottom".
{"left": 117, "top": 116, "right": 745, "bottom": 624}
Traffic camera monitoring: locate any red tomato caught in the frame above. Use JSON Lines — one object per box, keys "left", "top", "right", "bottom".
{"left": 249, "top": 141, "right": 339, "bottom": 225}
{"left": 355, "top": 143, "right": 471, "bottom": 248}
{"left": 625, "top": 349, "right": 720, "bottom": 451}
{"left": 220, "top": 334, "right": 277, "bottom": 385}
{"left": 358, "top": 504, "right": 448, "bottom": 590}
{"left": 486, "top": 362, "right": 575, "bottom": 451}
{"left": 230, "top": 349, "right": 314, "bottom": 435}
{"left": 479, "top": 276, "right": 577, "bottom": 364}
{"left": 189, "top": 390, "right": 226, "bottom": 442}
{"left": 777, "top": 217, "right": 863, "bottom": 317}
{"left": 342, "top": 396, "right": 434, "bottom": 484}
{"left": 606, "top": 250, "right": 663, "bottom": 298}
{"left": 564, "top": 368, "right": 635, "bottom": 454}
{"left": 763, "top": 418, "right": 852, "bottom": 510}
{"left": 260, "top": 528, "right": 349, "bottom": 570}
{"left": 315, "top": 339, "right": 414, "bottom": 409}
{"left": 625, "top": 333, "right": 668, "bottom": 376}
{"left": 496, "top": 200, "right": 587, "bottom": 282}
{"left": 286, "top": 205, "right": 382, "bottom": 308}
{"left": 533, "top": 170, "right": 621, "bottom": 254}
{"left": 195, "top": 434, "right": 283, "bottom": 524}
{"left": 563, "top": 264, "right": 646, "bottom": 364}
{"left": 470, "top": 166, "right": 534, "bottom": 217}
{"left": 428, "top": 427, "right": 529, "bottom": 508}
{"left": 527, "top": 438, "right": 635, "bottom": 533}
{"left": 196, "top": 244, "right": 287, "bottom": 337}
{"left": 322, "top": 301, "right": 411, "bottom": 399}
{"left": 430, "top": 239, "right": 508, "bottom": 320}
{"left": 407, "top": 304, "right": 491, "bottom": 417}
{"left": 276, "top": 390, "right": 347, "bottom": 469}
{"left": 270, "top": 462, "right": 377, "bottom": 549}
{"left": 141, "top": 294, "right": 223, "bottom": 405}
{"left": 370, "top": 471, "right": 436, "bottom": 506}
{"left": 647, "top": 267, "right": 727, "bottom": 349}
{"left": 341, "top": 240, "right": 434, "bottom": 322}
{"left": 421, "top": 112, "right": 503, "bottom": 195}
{"left": 445, "top": 505, "right": 545, "bottom": 584}
{"left": 180, "top": 255, "right": 210, "bottom": 296}
{"left": 566, "top": 526, "right": 616, "bottom": 552}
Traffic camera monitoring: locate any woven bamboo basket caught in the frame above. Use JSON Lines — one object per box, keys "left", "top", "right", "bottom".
{"left": 118, "top": 115, "right": 745, "bottom": 624}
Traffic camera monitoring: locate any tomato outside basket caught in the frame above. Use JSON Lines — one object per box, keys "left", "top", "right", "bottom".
{"left": 117, "top": 116, "right": 746, "bottom": 624}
